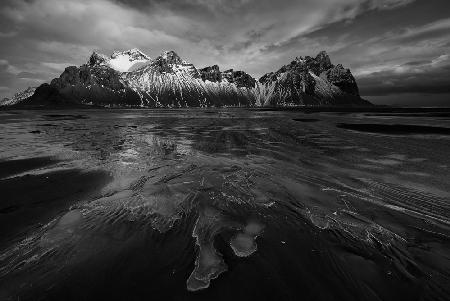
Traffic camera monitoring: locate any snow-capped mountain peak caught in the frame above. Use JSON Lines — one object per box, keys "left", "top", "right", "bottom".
{"left": 127, "top": 50, "right": 200, "bottom": 77}
{"left": 108, "top": 48, "right": 151, "bottom": 72}
{"left": 85, "top": 48, "right": 149, "bottom": 72}
{"left": 111, "top": 48, "right": 150, "bottom": 61}
{"left": 87, "top": 49, "right": 151, "bottom": 72}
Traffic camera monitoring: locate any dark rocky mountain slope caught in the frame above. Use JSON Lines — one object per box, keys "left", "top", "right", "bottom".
{"left": 257, "top": 51, "right": 368, "bottom": 106}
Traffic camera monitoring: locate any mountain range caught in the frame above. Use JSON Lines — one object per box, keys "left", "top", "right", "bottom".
{"left": 1, "top": 49, "right": 371, "bottom": 108}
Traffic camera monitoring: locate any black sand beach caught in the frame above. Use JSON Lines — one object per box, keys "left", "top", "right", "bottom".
{"left": 0, "top": 108, "right": 449, "bottom": 300}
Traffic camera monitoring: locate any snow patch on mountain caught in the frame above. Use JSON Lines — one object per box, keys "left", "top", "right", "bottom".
{"left": 109, "top": 48, "right": 151, "bottom": 72}
{"left": 87, "top": 48, "right": 151, "bottom": 72}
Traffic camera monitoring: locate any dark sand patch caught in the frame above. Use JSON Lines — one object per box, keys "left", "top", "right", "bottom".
{"left": 43, "top": 114, "right": 88, "bottom": 120}
{"left": 0, "top": 169, "right": 111, "bottom": 247}
{"left": 337, "top": 123, "right": 450, "bottom": 135}
{"left": 0, "top": 156, "right": 60, "bottom": 179}
{"left": 293, "top": 118, "right": 319, "bottom": 122}
{"left": 0, "top": 205, "right": 21, "bottom": 214}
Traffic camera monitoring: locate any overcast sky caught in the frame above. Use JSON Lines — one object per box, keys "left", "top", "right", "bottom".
{"left": 1, "top": 0, "right": 449, "bottom": 105}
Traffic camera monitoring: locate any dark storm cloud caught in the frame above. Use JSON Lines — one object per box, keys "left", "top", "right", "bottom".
{"left": 0, "top": 0, "right": 449, "bottom": 106}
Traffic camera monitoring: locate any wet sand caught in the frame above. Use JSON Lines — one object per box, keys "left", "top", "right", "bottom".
{"left": 0, "top": 156, "right": 58, "bottom": 179}
{"left": 0, "top": 168, "right": 111, "bottom": 247}
{"left": 0, "top": 108, "right": 449, "bottom": 300}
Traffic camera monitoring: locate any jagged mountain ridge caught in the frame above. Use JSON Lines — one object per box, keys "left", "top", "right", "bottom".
{"left": 199, "top": 65, "right": 256, "bottom": 88}
{"left": 23, "top": 49, "right": 257, "bottom": 107}
{"left": 258, "top": 51, "right": 366, "bottom": 106}
{"left": 5, "top": 49, "right": 371, "bottom": 107}
{"left": 119, "top": 50, "right": 257, "bottom": 107}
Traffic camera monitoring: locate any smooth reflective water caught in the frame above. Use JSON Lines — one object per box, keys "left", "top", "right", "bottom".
{"left": 0, "top": 109, "right": 449, "bottom": 300}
